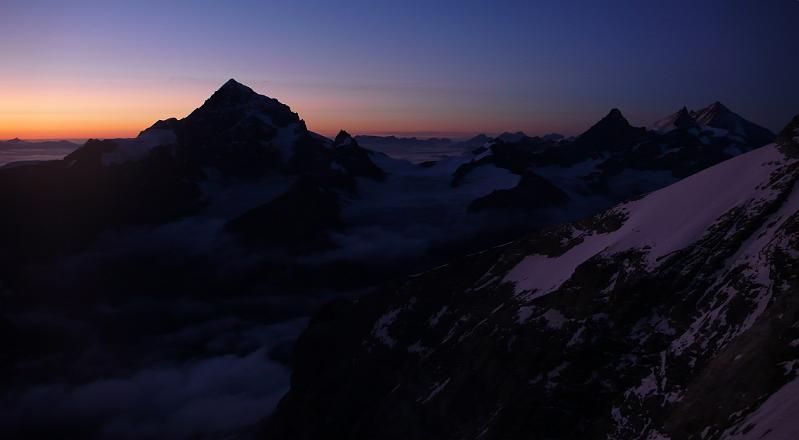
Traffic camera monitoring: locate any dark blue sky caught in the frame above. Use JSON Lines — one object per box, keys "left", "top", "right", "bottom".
{"left": 2, "top": 0, "right": 798, "bottom": 138}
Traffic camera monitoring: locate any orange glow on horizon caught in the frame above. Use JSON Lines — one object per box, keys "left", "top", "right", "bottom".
{"left": 0, "top": 78, "right": 202, "bottom": 140}
{"left": 0, "top": 78, "right": 579, "bottom": 140}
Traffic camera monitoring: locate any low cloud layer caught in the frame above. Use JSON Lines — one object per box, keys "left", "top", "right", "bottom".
{"left": 1, "top": 298, "right": 309, "bottom": 439}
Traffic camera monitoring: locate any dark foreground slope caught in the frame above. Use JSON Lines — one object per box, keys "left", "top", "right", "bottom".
{"left": 265, "top": 117, "right": 799, "bottom": 440}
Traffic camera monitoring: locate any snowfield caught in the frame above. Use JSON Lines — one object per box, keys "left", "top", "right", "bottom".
{"left": 506, "top": 143, "right": 793, "bottom": 297}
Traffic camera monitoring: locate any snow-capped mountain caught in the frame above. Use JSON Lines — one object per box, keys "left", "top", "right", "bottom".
{"left": 265, "top": 116, "right": 799, "bottom": 439}
{"left": 64, "top": 79, "right": 333, "bottom": 177}
{"left": 453, "top": 105, "right": 775, "bottom": 216}
{"left": 1, "top": 79, "right": 792, "bottom": 439}
{"left": 0, "top": 81, "right": 389, "bottom": 270}
{"left": 654, "top": 101, "right": 775, "bottom": 147}
{"left": 0, "top": 81, "right": 779, "bottom": 293}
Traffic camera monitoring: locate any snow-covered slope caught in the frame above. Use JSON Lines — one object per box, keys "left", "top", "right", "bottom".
{"left": 506, "top": 143, "right": 788, "bottom": 297}
{"left": 266, "top": 119, "right": 799, "bottom": 439}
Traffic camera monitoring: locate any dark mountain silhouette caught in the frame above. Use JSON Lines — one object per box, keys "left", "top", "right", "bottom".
{"left": 468, "top": 171, "right": 569, "bottom": 212}
{"left": 456, "top": 133, "right": 494, "bottom": 149}
{"left": 0, "top": 80, "right": 386, "bottom": 280}
{"left": 0, "top": 80, "right": 789, "bottom": 439}
{"left": 496, "top": 131, "right": 529, "bottom": 143}
{"left": 575, "top": 108, "right": 649, "bottom": 151}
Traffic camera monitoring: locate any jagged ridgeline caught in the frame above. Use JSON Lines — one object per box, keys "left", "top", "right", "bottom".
{"left": 0, "top": 80, "right": 390, "bottom": 281}
{"left": 0, "top": 80, "right": 776, "bottom": 295}
{"left": 265, "top": 116, "right": 799, "bottom": 440}
{"left": 0, "top": 79, "right": 792, "bottom": 439}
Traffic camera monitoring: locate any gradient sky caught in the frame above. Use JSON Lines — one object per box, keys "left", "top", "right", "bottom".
{"left": 2, "top": 0, "right": 798, "bottom": 139}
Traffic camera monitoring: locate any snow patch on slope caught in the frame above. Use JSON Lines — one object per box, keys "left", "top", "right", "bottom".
{"left": 506, "top": 144, "right": 791, "bottom": 298}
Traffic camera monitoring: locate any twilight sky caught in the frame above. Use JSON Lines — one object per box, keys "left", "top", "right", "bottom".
{"left": 2, "top": 0, "right": 798, "bottom": 139}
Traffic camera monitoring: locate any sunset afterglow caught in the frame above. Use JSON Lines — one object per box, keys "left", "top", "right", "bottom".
{"left": 2, "top": 0, "right": 797, "bottom": 140}
{"left": 3, "top": 1, "right": 799, "bottom": 438}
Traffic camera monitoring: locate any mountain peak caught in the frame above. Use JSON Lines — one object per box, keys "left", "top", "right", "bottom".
{"left": 223, "top": 78, "right": 245, "bottom": 87}
{"left": 183, "top": 78, "right": 301, "bottom": 133}
{"left": 690, "top": 101, "right": 775, "bottom": 146}
{"left": 218, "top": 78, "right": 257, "bottom": 96}
{"left": 708, "top": 101, "right": 729, "bottom": 112}
{"left": 607, "top": 108, "right": 624, "bottom": 119}
{"left": 674, "top": 106, "right": 691, "bottom": 117}
{"left": 334, "top": 130, "right": 354, "bottom": 145}
{"left": 654, "top": 106, "right": 696, "bottom": 132}
{"left": 496, "top": 131, "right": 528, "bottom": 143}
{"left": 203, "top": 78, "right": 259, "bottom": 108}
{"left": 594, "top": 108, "right": 633, "bottom": 129}
{"left": 576, "top": 108, "right": 646, "bottom": 149}
{"left": 693, "top": 101, "right": 733, "bottom": 122}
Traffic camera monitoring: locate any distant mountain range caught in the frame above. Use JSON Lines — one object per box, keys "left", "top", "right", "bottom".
{"left": 0, "top": 80, "right": 777, "bottom": 289}
{"left": 1, "top": 79, "right": 792, "bottom": 438}
{"left": 0, "top": 138, "right": 78, "bottom": 167}
{"left": 654, "top": 102, "right": 776, "bottom": 147}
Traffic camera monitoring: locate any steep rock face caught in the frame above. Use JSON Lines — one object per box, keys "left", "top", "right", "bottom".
{"left": 266, "top": 121, "right": 799, "bottom": 439}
